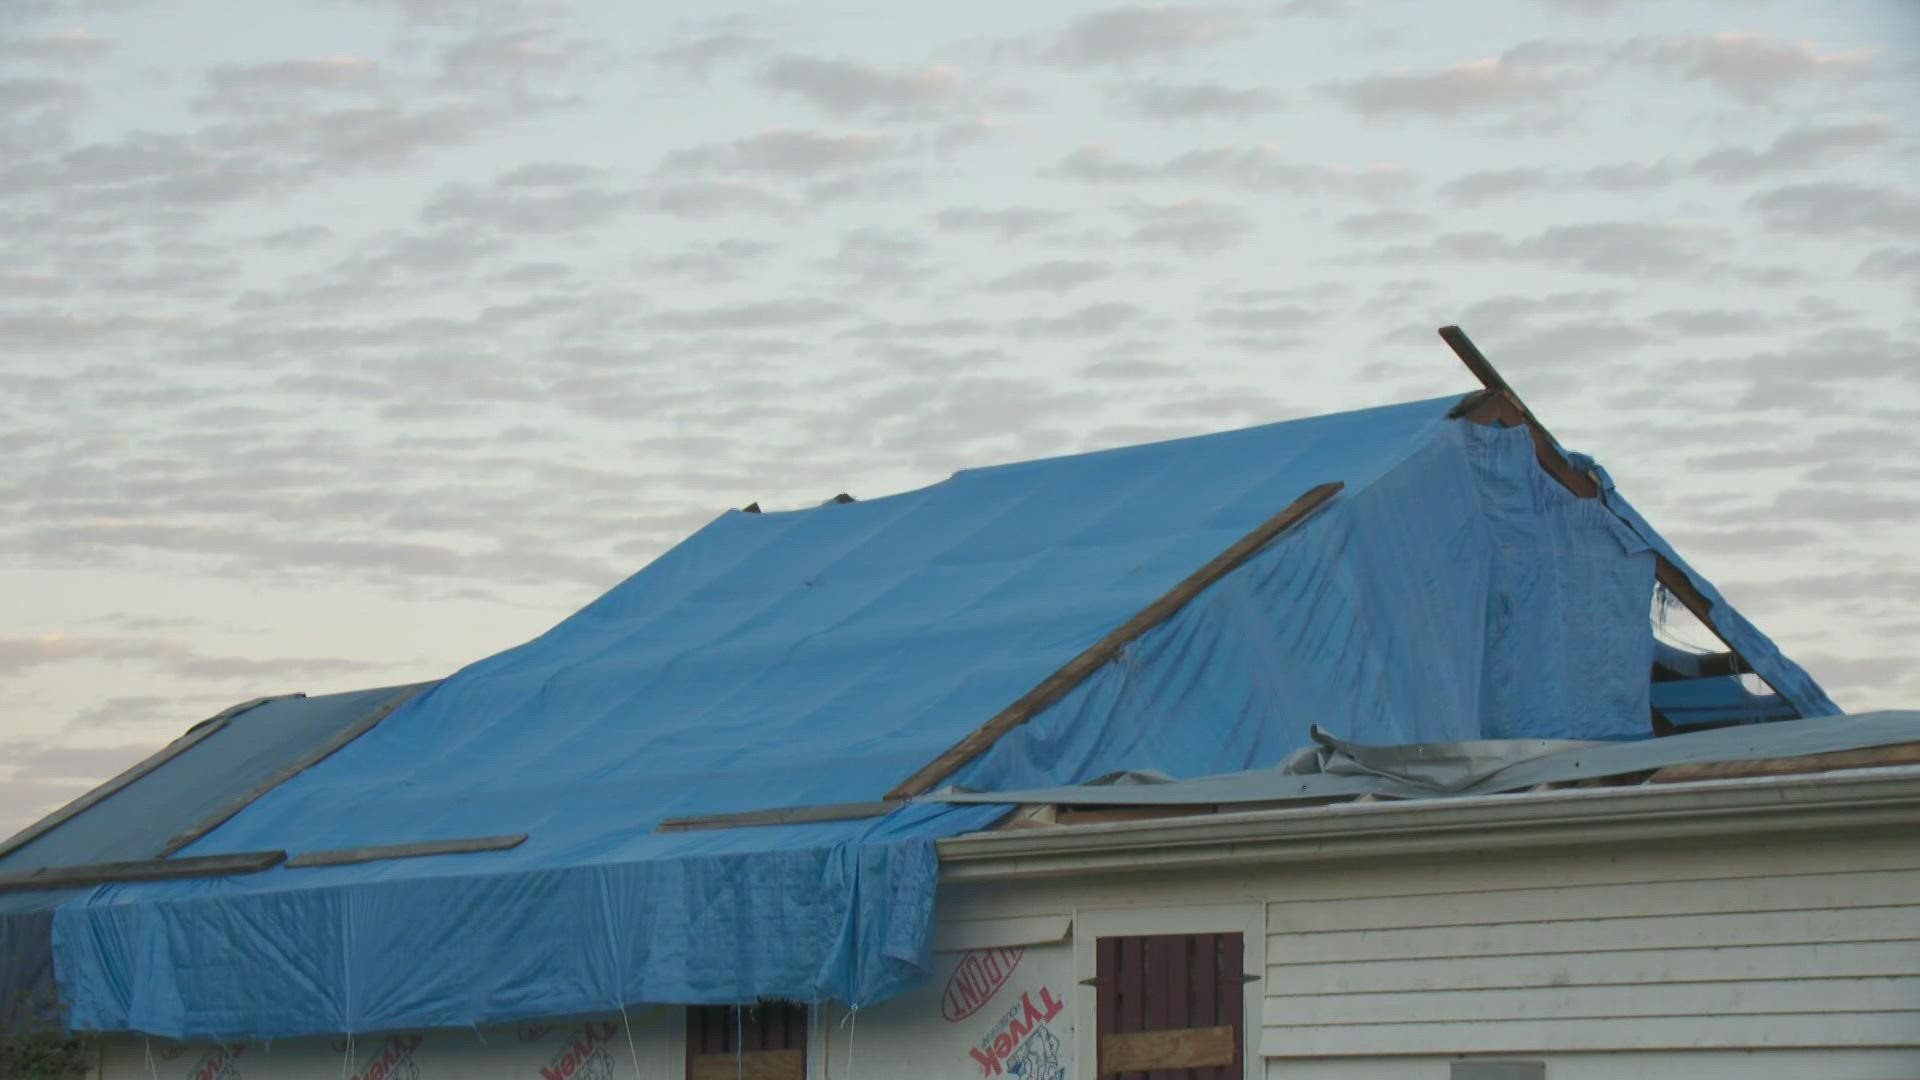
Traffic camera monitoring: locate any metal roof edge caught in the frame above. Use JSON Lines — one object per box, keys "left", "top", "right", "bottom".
{"left": 934, "top": 763, "right": 1920, "bottom": 883}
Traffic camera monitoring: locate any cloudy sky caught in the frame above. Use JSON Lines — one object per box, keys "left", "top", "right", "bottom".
{"left": 3, "top": 0, "right": 1917, "bottom": 834}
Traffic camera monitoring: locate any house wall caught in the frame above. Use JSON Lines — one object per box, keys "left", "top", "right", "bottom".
{"left": 94, "top": 823, "right": 1920, "bottom": 1080}
{"left": 935, "top": 826, "right": 1920, "bottom": 1080}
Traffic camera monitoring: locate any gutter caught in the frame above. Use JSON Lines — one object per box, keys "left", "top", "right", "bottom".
{"left": 935, "top": 764, "right": 1920, "bottom": 882}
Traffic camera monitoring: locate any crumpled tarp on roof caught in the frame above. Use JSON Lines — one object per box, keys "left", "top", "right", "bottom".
{"left": 45, "top": 395, "right": 1834, "bottom": 1040}
{"left": 934, "top": 711, "right": 1919, "bottom": 806}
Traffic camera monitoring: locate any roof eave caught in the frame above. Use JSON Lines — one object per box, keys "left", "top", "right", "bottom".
{"left": 934, "top": 764, "right": 1920, "bottom": 883}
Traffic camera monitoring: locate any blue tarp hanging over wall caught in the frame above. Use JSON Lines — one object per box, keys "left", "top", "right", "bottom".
{"left": 44, "top": 395, "right": 1836, "bottom": 1040}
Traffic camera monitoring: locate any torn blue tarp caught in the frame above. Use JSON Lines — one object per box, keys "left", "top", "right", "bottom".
{"left": 46, "top": 395, "right": 1835, "bottom": 1039}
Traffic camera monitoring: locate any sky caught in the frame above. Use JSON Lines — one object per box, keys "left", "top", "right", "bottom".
{"left": 2, "top": 0, "right": 1917, "bottom": 835}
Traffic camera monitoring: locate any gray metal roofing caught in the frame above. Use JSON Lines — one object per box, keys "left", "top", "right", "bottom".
{"left": 929, "top": 710, "right": 1920, "bottom": 807}
{"left": 0, "top": 682, "right": 431, "bottom": 1030}
{"left": 0, "top": 683, "right": 430, "bottom": 874}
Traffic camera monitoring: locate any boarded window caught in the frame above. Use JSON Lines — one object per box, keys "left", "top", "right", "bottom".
{"left": 685, "top": 1001, "right": 807, "bottom": 1080}
{"left": 1095, "top": 932, "right": 1243, "bottom": 1079}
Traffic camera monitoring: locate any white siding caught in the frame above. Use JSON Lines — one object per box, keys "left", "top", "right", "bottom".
{"left": 1260, "top": 833, "right": 1920, "bottom": 1066}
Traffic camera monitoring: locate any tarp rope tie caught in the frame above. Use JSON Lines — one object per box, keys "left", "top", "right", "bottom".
{"left": 839, "top": 1003, "right": 859, "bottom": 1080}
{"left": 619, "top": 1002, "right": 643, "bottom": 1080}
{"left": 735, "top": 1004, "right": 744, "bottom": 1080}
{"left": 143, "top": 1035, "right": 157, "bottom": 1079}
{"left": 338, "top": 1032, "right": 354, "bottom": 1080}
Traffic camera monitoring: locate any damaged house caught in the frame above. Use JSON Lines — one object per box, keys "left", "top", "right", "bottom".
{"left": 4, "top": 328, "right": 1916, "bottom": 1079}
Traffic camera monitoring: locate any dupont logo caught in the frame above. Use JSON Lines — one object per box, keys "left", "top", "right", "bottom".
{"left": 942, "top": 947, "right": 1026, "bottom": 1022}
{"left": 186, "top": 1043, "right": 245, "bottom": 1080}
{"left": 349, "top": 1035, "right": 423, "bottom": 1080}
{"left": 538, "top": 1020, "right": 619, "bottom": 1080}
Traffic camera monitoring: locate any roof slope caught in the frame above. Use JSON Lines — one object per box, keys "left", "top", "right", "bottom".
{"left": 39, "top": 392, "right": 1834, "bottom": 1039}
{"left": 0, "top": 685, "right": 428, "bottom": 1030}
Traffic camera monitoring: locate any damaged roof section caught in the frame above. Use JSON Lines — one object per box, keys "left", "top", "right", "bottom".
{"left": 932, "top": 710, "right": 1920, "bottom": 821}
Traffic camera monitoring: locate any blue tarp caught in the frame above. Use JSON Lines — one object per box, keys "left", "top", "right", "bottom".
{"left": 46, "top": 395, "right": 1835, "bottom": 1039}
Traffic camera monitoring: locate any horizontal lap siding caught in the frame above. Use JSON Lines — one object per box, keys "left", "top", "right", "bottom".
{"left": 1263, "top": 852, "right": 1920, "bottom": 1058}
{"left": 1265, "top": 1049, "right": 1920, "bottom": 1080}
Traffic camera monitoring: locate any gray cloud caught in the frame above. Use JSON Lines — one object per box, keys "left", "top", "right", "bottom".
{"left": 1748, "top": 183, "right": 1920, "bottom": 239}
{"left": 420, "top": 166, "right": 637, "bottom": 234}
{"left": 1337, "top": 210, "right": 1432, "bottom": 238}
{"left": 654, "top": 33, "right": 770, "bottom": 78}
{"left": 1114, "top": 81, "right": 1277, "bottom": 119}
{"left": 1331, "top": 46, "right": 1579, "bottom": 116}
{"left": 647, "top": 179, "right": 796, "bottom": 217}
{"left": 1861, "top": 247, "right": 1920, "bottom": 296}
{"left": 933, "top": 205, "right": 1072, "bottom": 238}
{"left": 258, "top": 224, "right": 333, "bottom": 249}
{"left": 758, "top": 55, "right": 963, "bottom": 116}
{"left": 1694, "top": 121, "right": 1897, "bottom": 181}
{"left": 1624, "top": 33, "right": 1874, "bottom": 99}
{"left": 817, "top": 227, "right": 937, "bottom": 292}
{"left": 0, "top": 740, "right": 155, "bottom": 780}
{"left": 202, "top": 56, "right": 383, "bottom": 102}
{"left": 1050, "top": 144, "right": 1416, "bottom": 199}
{"left": 648, "top": 238, "right": 779, "bottom": 282}
{"left": 646, "top": 298, "right": 851, "bottom": 333}
{"left": 1438, "top": 167, "right": 1550, "bottom": 204}
{"left": 440, "top": 26, "right": 595, "bottom": 91}
{"left": 1012, "top": 301, "right": 1147, "bottom": 339}
{"left": 1429, "top": 222, "right": 1718, "bottom": 276}
{"left": 0, "top": 28, "right": 110, "bottom": 64}
{"left": 0, "top": 634, "right": 388, "bottom": 681}
{"left": 1435, "top": 160, "right": 1677, "bottom": 205}
{"left": 660, "top": 128, "right": 896, "bottom": 176}
{"left": 1200, "top": 301, "right": 1321, "bottom": 334}
{"left": 984, "top": 259, "right": 1113, "bottom": 293}
{"left": 1647, "top": 308, "right": 1767, "bottom": 337}
{"left": 1048, "top": 6, "right": 1258, "bottom": 66}
{"left": 0, "top": 75, "right": 88, "bottom": 113}
{"left": 1122, "top": 198, "right": 1254, "bottom": 253}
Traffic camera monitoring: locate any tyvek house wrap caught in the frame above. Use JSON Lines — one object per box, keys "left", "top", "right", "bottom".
{"left": 48, "top": 395, "right": 1833, "bottom": 1039}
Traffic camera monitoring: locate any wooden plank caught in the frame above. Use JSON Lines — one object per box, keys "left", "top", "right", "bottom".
{"left": 1220, "top": 932, "right": 1245, "bottom": 1080}
{"left": 1057, "top": 805, "right": 1221, "bottom": 827}
{"left": 1270, "top": 905, "right": 1920, "bottom": 965}
{"left": 1437, "top": 325, "right": 1781, "bottom": 708}
{"left": 1192, "top": 936, "right": 1220, "bottom": 1080}
{"left": 0, "top": 850, "right": 285, "bottom": 893}
{"left": 888, "top": 480, "right": 1344, "bottom": 799}
{"left": 1121, "top": 936, "right": 1146, "bottom": 1041}
{"left": 654, "top": 800, "right": 895, "bottom": 833}
{"left": 160, "top": 681, "right": 436, "bottom": 857}
{"left": 1649, "top": 742, "right": 1920, "bottom": 784}
{"left": 1261, "top": 1010, "right": 1920, "bottom": 1057}
{"left": 1267, "top": 939, "right": 1920, "bottom": 996}
{"left": 687, "top": 1049, "right": 805, "bottom": 1080}
{"left": 0, "top": 695, "right": 290, "bottom": 862}
{"left": 1102, "top": 1025, "right": 1237, "bottom": 1073}
{"left": 285, "top": 833, "right": 527, "bottom": 868}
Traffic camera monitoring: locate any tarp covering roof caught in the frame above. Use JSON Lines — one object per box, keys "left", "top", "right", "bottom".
{"left": 30, "top": 393, "right": 1835, "bottom": 1040}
